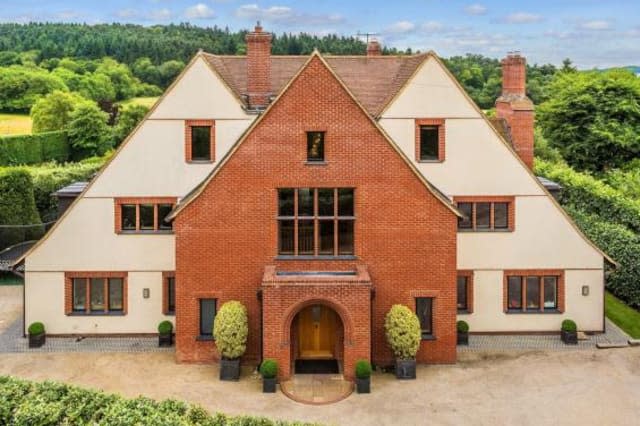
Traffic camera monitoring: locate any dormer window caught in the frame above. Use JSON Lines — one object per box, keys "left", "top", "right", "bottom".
{"left": 307, "top": 131, "right": 325, "bottom": 162}
{"left": 185, "top": 120, "right": 215, "bottom": 162}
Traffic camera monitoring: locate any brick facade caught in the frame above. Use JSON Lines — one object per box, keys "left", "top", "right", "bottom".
{"left": 174, "top": 55, "right": 458, "bottom": 374}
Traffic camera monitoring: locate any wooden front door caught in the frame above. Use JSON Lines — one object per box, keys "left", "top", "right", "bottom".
{"left": 298, "top": 305, "right": 337, "bottom": 359}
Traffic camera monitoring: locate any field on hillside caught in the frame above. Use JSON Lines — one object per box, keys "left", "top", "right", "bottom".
{"left": 120, "top": 97, "right": 159, "bottom": 109}
{"left": 0, "top": 114, "right": 31, "bottom": 136}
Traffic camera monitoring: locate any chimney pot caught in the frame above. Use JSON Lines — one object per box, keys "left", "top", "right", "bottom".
{"left": 366, "top": 39, "right": 382, "bottom": 56}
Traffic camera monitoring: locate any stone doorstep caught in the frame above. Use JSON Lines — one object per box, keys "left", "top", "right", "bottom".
{"left": 596, "top": 342, "right": 629, "bottom": 349}
{"left": 628, "top": 339, "right": 640, "bottom": 346}
{"left": 577, "top": 331, "right": 589, "bottom": 340}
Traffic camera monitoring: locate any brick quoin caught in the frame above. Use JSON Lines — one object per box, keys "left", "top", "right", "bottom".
{"left": 174, "top": 55, "right": 458, "bottom": 377}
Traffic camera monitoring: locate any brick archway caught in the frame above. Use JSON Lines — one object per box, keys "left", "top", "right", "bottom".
{"left": 261, "top": 266, "right": 372, "bottom": 381}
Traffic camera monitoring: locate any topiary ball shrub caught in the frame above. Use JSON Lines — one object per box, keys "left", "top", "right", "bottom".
{"left": 457, "top": 320, "right": 469, "bottom": 333}
{"left": 561, "top": 319, "right": 577, "bottom": 333}
{"left": 259, "top": 359, "right": 278, "bottom": 379}
{"left": 158, "top": 320, "right": 173, "bottom": 335}
{"left": 384, "top": 305, "right": 421, "bottom": 360}
{"left": 213, "top": 301, "right": 249, "bottom": 360}
{"left": 355, "top": 360, "right": 372, "bottom": 379}
{"left": 28, "top": 322, "right": 45, "bottom": 336}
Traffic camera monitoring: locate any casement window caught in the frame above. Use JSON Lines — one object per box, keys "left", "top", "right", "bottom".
{"left": 66, "top": 272, "right": 127, "bottom": 315}
{"left": 199, "top": 299, "right": 217, "bottom": 338}
{"left": 114, "top": 198, "right": 177, "bottom": 233}
{"left": 454, "top": 197, "right": 515, "bottom": 232}
{"left": 277, "top": 188, "right": 355, "bottom": 257}
{"left": 163, "top": 272, "right": 176, "bottom": 315}
{"left": 504, "top": 271, "right": 564, "bottom": 313}
{"left": 415, "top": 297, "right": 434, "bottom": 339}
{"left": 185, "top": 120, "right": 215, "bottom": 162}
{"left": 457, "top": 271, "right": 474, "bottom": 313}
{"left": 307, "top": 131, "right": 325, "bottom": 162}
{"left": 415, "top": 119, "right": 445, "bottom": 162}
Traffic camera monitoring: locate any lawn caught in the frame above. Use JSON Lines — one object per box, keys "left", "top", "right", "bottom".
{"left": 0, "top": 113, "right": 32, "bottom": 136}
{"left": 120, "top": 96, "right": 159, "bottom": 109}
{"left": 605, "top": 291, "right": 640, "bottom": 339}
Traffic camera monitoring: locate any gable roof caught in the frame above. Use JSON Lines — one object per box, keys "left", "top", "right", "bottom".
{"left": 169, "top": 51, "right": 462, "bottom": 220}
{"left": 203, "top": 53, "right": 427, "bottom": 117}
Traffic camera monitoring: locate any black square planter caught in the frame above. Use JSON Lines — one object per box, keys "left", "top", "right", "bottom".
{"left": 356, "top": 377, "right": 370, "bottom": 393}
{"left": 457, "top": 331, "right": 469, "bottom": 345}
{"left": 28, "top": 333, "right": 45, "bottom": 348}
{"left": 262, "top": 377, "right": 277, "bottom": 393}
{"left": 158, "top": 334, "right": 173, "bottom": 347}
{"left": 395, "top": 359, "right": 416, "bottom": 380}
{"left": 220, "top": 358, "right": 241, "bottom": 381}
{"left": 561, "top": 330, "right": 578, "bottom": 345}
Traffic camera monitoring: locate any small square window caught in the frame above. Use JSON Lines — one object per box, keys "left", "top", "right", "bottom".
{"left": 419, "top": 126, "right": 439, "bottom": 161}
{"left": 307, "top": 132, "right": 324, "bottom": 162}
{"left": 191, "top": 126, "right": 211, "bottom": 161}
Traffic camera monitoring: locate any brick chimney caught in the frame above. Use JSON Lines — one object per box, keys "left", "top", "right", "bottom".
{"left": 245, "top": 22, "right": 272, "bottom": 109}
{"left": 366, "top": 40, "right": 382, "bottom": 56}
{"left": 495, "top": 52, "right": 534, "bottom": 169}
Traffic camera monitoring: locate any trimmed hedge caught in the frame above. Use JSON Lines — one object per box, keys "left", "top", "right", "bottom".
{"left": 0, "top": 375, "right": 319, "bottom": 426}
{"left": 384, "top": 305, "right": 421, "bottom": 360}
{"left": 536, "top": 159, "right": 640, "bottom": 232}
{"left": 0, "top": 168, "right": 43, "bottom": 249}
{"left": 0, "top": 131, "right": 69, "bottom": 166}
{"left": 565, "top": 206, "right": 640, "bottom": 308}
{"left": 213, "top": 301, "right": 249, "bottom": 360}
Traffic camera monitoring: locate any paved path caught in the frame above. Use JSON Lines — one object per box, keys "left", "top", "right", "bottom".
{"left": 459, "top": 318, "right": 629, "bottom": 352}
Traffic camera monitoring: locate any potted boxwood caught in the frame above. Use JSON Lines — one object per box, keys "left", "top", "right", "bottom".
{"left": 384, "top": 304, "right": 421, "bottom": 380}
{"left": 259, "top": 359, "right": 278, "bottom": 393}
{"left": 28, "top": 322, "right": 45, "bottom": 348}
{"left": 561, "top": 319, "right": 578, "bottom": 345}
{"left": 158, "top": 320, "right": 173, "bottom": 347}
{"left": 355, "top": 359, "right": 372, "bottom": 394}
{"left": 213, "top": 301, "right": 249, "bottom": 381}
{"left": 457, "top": 320, "right": 469, "bottom": 345}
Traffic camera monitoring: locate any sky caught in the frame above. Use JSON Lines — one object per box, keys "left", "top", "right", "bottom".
{"left": 0, "top": 0, "right": 638, "bottom": 68}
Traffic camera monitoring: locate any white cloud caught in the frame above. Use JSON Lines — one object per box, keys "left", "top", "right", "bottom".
{"left": 464, "top": 4, "right": 487, "bottom": 16}
{"left": 236, "top": 4, "right": 344, "bottom": 26}
{"left": 422, "top": 21, "right": 444, "bottom": 33}
{"left": 578, "top": 20, "right": 612, "bottom": 31}
{"left": 148, "top": 9, "right": 172, "bottom": 20}
{"left": 115, "top": 9, "right": 138, "bottom": 19}
{"left": 503, "top": 12, "right": 543, "bottom": 24}
{"left": 184, "top": 3, "right": 215, "bottom": 19}
{"left": 114, "top": 7, "right": 173, "bottom": 21}
{"left": 385, "top": 21, "right": 415, "bottom": 34}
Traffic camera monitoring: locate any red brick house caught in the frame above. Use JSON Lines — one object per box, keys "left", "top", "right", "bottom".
{"left": 20, "top": 25, "right": 611, "bottom": 382}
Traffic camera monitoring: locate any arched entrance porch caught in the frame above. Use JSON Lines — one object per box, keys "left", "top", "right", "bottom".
{"left": 291, "top": 303, "right": 344, "bottom": 374}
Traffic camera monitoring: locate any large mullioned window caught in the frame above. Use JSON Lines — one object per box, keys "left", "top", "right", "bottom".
{"left": 277, "top": 188, "right": 354, "bottom": 257}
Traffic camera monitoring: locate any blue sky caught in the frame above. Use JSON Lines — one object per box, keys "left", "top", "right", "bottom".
{"left": 1, "top": 0, "right": 638, "bottom": 68}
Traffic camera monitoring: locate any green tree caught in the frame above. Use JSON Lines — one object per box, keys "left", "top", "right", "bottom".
{"left": 30, "top": 90, "right": 86, "bottom": 133}
{"left": 158, "top": 60, "right": 185, "bottom": 87}
{"left": 0, "top": 66, "right": 67, "bottom": 111}
{"left": 537, "top": 69, "right": 640, "bottom": 172}
{"left": 79, "top": 72, "right": 116, "bottom": 103}
{"left": 0, "top": 168, "right": 43, "bottom": 249}
{"left": 113, "top": 104, "right": 149, "bottom": 146}
{"left": 67, "top": 103, "right": 112, "bottom": 159}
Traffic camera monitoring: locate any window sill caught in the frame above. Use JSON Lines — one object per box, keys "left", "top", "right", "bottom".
{"left": 417, "top": 159, "right": 444, "bottom": 163}
{"left": 457, "top": 310, "right": 472, "bottom": 315}
{"left": 305, "top": 161, "right": 327, "bottom": 166}
{"left": 275, "top": 255, "right": 358, "bottom": 261}
{"left": 457, "top": 229, "right": 513, "bottom": 233}
{"left": 164, "top": 311, "right": 175, "bottom": 316}
{"left": 505, "top": 309, "right": 562, "bottom": 314}
{"left": 187, "top": 159, "right": 214, "bottom": 164}
{"left": 421, "top": 335, "right": 436, "bottom": 341}
{"left": 196, "top": 335, "right": 214, "bottom": 341}
{"left": 118, "top": 230, "right": 174, "bottom": 235}
{"left": 67, "top": 311, "right": 126, "bottom": 316}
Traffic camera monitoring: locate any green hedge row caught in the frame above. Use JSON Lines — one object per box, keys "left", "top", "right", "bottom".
{"left": 0, "top": 168, "right": 43, "bottom": 249}
{"left": 565, "top": 207, "right": 640, "bottom": 308}
{"left": 0, "top": 376, "right": 317, "bottom": 426}
{"left": 0, "top": 131, "right": 69, "bottom": 166}
{"left": 536, "top": 159, "right": 640, "bottom": 232}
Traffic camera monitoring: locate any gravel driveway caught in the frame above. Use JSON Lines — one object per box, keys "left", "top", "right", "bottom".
{"left": 1, "top": 348, "right": 639, "bottom": 426}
